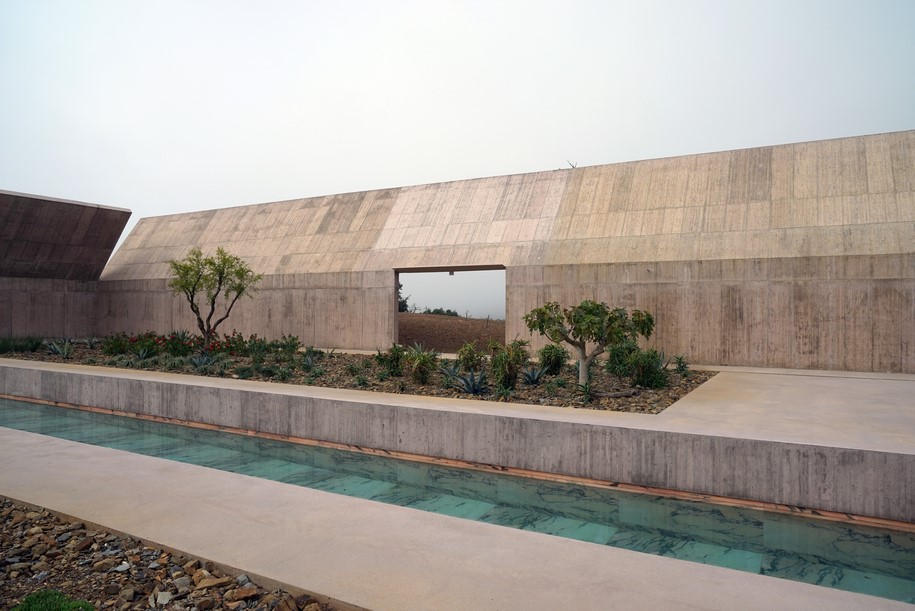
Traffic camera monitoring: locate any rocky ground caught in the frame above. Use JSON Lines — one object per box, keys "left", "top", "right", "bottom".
{"left": 0, "top": 498, "right": 333, "bottom": 611}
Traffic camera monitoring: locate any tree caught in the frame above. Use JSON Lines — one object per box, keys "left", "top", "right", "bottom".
{"left": 523, "top": 300, "right": 654, "bottom": 385}
{"left": 396, "top": 281, "right": 410, "bottom": 312}
{"left": 168, "top": 247, "right": 263, "bottom": 343}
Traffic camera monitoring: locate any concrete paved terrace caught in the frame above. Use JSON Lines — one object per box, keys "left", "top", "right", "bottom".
{"left": 0, "top": 360, "right": 913, "bottom": 608}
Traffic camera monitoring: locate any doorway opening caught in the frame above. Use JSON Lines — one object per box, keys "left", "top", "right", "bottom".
{"left": 395, "top": 266, "right": 505, "bottom": 353}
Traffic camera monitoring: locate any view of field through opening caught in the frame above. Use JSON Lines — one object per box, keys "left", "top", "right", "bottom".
{"left": 396, "top": 267, "right": 506, "bottom": 353}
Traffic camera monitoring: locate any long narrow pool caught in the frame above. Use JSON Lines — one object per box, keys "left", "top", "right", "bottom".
{"left": 1, "top": 398, "right": 912, "bottom": 603}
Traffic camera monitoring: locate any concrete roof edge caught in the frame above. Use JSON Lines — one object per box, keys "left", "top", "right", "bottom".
{"left": 0, "top": 189, "right": 132, "bottom": 214}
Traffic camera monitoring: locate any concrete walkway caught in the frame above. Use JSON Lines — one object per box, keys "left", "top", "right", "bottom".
{"left": 0, "top": 427, "right": 907, "bottom": 610}
{"left": 655, "top": 368, "right": 915, "bottom": 453}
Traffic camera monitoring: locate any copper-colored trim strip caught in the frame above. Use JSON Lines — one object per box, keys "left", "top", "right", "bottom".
{"left": 3, "top": 392, "right": 913, "bottom": 534}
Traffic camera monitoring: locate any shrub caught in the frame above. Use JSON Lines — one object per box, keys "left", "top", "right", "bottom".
{"left": 14, "top": 337, "right": 44, "bottom": 352}
{"left": 101, "top": 333, "right": 130, "bottom": 355}
{"left": 275, "top": 334, "right": 301, "bottom": 360}
{"left": 537, "top": 344, "right": 568, "bottom": 375}
{"left": 355, "top": 374, "right": 368, "bottom": 387}
{"left": 304, "top": 346, "right": 325, "bottom": 360}
{"left": 162, "top": 330, "right": 197, "bottom": 356}
{"left": 234, "top": 365, "right": 254, "bottom": 379}
{"left": 544, "top": 380, "right": 558, "bottom": 397}
{"left": 221, "top": 330, "right": 248, "bottom": 355}
{"left": 489, "top": 339, "right": 529, "bottom": 390}
{"left": 374, "top": 344, "right": 406, "bottom": 377}
{"left": 275, "top": 366, "right": 292, "bottom": 381}
{"left": 246, "top": 335, "right": 269, "bottom": 363}
{"left": 166, "top": 357, "right": 187, "bottom": 371}
{"left": 673, "top": 354, "right": 690, "bottom": 376}
{"left": 605, "top": 338, "right": 639, "bottom": 380}
{"left": 13, "top": 589, "right": 93, "bottom": 611}
{"left": 404, "top": 343, "right": 439, "bottom": 384}
{"left": 629, "top": 348, "right": 670, "bottom": 388}
{"left": 456, "top": 341, "right": 486, "bottom": 372}
{"left": 255, "top": 363, "right": 277, "bottom": 379}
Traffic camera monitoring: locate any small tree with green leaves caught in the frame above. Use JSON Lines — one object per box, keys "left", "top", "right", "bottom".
{"left": 168, "top": 247, "right": 263, "bottom": 344}
{"left": 523, "top": 300, "right": 654, "bottom": 386}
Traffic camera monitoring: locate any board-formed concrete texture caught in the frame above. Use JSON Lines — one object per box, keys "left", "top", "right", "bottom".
{"left": 0, "top": 190, "right": 130, "bottom": 280}
{"left": 0, "top": 190, "right": 131, "bottom": 337}
{"left": 3, "top": 427, "right": 906, "bottom": 610}
{"left": 2, "top": 359, "right": 912, "bottom": 523}
{"left": 2, "top": 130, "right": 913, "bottom": 371}
{"left": 95, "top": 129, "right": 915, "bottom": 371}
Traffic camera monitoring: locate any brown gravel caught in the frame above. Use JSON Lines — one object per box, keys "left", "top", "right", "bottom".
{"left": 6, "top": 342, "right": 714, "bottom": 414}
{"left": 0, "top": 497, "right": 333, "bottom": 611}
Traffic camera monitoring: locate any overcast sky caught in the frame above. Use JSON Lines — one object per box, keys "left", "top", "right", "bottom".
{"left": 1, "top": 1, "right": 913, "bottom": 318}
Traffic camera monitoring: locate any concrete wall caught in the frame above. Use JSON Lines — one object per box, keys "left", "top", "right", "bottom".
{"left": 507, "top": 253, "right": 915, "bottom": 373}
{"left": 0, "top": 190, "right": 130, "bottom": 280}
{"left": 0, "top": 278, "right": 98, "bottom": 338}
{"left": 96, "top": 270, "right": 396, "bottom": 349}
{"left": 1, "top": 362, "right": 911, "bottom": 522}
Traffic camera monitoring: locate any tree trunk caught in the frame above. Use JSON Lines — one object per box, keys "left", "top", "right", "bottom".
{"left": 574, "top": 346, "right": 590, "bottom": 386}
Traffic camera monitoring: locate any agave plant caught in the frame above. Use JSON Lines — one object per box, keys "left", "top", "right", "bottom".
{"left": 576, "top": 381, "right": 594, "bottom": 403}
{"left": 132, "top": 344, "right": 157, "bottom": 361}
{"left": 521, "top": 366, "right": 547, "bottom": 386}
{"left": 452, "top": 370, "right": 489, "bottom": 395}
{"left": 189, "top": 353, "right": 215, "bottom": 371}
{"left": 439, "top": 360, "right": 461, "bottom": 382}
{"left": 47, "top": 339, "right": 74, "bottom": 359}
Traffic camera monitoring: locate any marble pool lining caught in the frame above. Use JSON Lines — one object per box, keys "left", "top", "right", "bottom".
{"left": 1, "top": 358, "right": 913, "bottom": 523}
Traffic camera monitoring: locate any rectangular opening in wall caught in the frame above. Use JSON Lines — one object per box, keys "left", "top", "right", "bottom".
{"left": 396, "top": 266, "right": 505, "bottom": 353}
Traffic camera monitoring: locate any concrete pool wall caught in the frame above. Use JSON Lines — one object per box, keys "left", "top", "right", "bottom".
{"left": 1, "top": 359, "right": 912, "bottom": 523}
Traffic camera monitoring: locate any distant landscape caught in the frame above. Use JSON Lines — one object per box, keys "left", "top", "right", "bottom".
{"left": 397, "top": 312, "right": 505, "bottom": 353}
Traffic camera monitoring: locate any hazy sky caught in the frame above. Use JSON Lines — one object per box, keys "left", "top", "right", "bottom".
{"left": 1, "top": 1, "right": 913, "bottom": 316}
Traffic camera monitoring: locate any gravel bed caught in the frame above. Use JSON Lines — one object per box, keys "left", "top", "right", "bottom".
{"left": 0, "top": 498, "right": 333, "bottom": 610}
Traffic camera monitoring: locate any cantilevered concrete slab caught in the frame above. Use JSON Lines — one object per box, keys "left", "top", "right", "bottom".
{"left": 0, "top": 189, "right": 130, "bottom": 280}
{"left": 0, "top": 190, "right": 131, "bottom": 337}
{"left": 0, "top": 427, "right": 907, "bottom": 610}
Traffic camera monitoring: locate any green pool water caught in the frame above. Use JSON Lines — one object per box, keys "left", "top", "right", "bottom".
{"left": 0, "top": 398, "right": 912, "bottom": 603}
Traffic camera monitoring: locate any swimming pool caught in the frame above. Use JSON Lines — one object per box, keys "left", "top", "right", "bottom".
{"left": 0, "top": 397, "right": 912, "bottom": 603}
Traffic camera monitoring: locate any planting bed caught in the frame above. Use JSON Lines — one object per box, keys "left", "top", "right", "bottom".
{"left": 2, "top": 335, "right": 713, "bottom": 414}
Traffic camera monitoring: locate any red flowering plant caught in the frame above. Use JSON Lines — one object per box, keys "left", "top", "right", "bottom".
{"left": 162, "top": 331, "right": 200, "bottom": 357}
